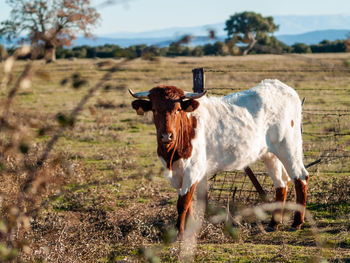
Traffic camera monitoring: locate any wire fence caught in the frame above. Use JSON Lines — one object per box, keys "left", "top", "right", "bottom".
{"left": 208, "top": 108, "right": 350, "bottom": 207}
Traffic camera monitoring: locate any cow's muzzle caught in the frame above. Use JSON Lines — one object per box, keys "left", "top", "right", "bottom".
{"left": 161, "top": 133, "right": 173, "bottom": 143}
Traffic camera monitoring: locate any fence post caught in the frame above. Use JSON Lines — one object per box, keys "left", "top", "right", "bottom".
{"left": 244, "top": 167, "right": 267, "bottom": 201}
{"left": 192, "top": 68, "right": 207, "bottom": 209}
{"left": 192, "top": 68, "right": 205, "bottom": 93}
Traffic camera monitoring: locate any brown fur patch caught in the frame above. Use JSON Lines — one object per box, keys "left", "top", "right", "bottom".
{"left": 176, "top": 182, "right": 198, "bottom": 240}
{"left": 292, "top": 176, "right": 309, "bottom": 229}
{"left": 269, "top": 187, "right": 288, "bottom": 230}
{"left": 276, "top": 187, "right": 287, "bottom": 202}
{"left": 148, "top": 86, "right": 198, "bottom": 169}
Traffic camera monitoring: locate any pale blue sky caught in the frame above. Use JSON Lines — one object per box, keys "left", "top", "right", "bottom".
{"left": 0, "top": 0, "right": 349, "bottom": 35}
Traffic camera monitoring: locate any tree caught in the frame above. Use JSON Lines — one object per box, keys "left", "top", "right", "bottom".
{"left": 224, "top": 11, "right": 279, "bottom": 55}
{"left": 255, "top": 35, "right": 292, "bottom": 54}
{"left": 0, "top": 44, "right": 7, "bottom": 61}
{"left": 310, "top": 40, "right": 346, "bottom": 53}
{"left": 203, "top": 41, "right": 228, "bottom": 56}
{"left": 0, "top": 0, "right": 100, "bottom": 62}
{"left": 292, "top": 43, "right": 311, "bottom": 54}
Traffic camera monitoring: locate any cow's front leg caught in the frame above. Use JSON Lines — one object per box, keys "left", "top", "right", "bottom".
{"left": 186, "top": 200, "right": 194, "bottom": 222}
{"left": 176, "top": 182, "right": 198, "bottom": 240}
{"left": 291, "top": 176, "right": 309, "bottom": 230}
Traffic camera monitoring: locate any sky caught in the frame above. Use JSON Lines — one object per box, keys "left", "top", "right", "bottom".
{"left": 0, "top": 0, "right": 349, "bottom": 35}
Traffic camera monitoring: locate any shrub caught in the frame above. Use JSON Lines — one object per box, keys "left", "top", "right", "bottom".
{"left": 292, "top": 43, "right": 312, "bottom": 53}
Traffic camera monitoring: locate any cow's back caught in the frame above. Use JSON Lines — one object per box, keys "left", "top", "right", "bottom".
{"left": 192, "top": 79, "right": 302, "bottom": 175}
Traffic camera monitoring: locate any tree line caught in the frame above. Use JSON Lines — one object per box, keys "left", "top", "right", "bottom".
{"left": 1, "top": 38, "right": 346, "bottom": 61}
{"left": 57, "top": 39, "right": 347, "bottom": 59}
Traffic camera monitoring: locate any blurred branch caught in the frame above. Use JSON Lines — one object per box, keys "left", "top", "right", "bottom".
{"left": 0, "top": 56, "right": 131, "bottom": 261}
{"left": 0, "top": 62, "right": 34, "bottom": 126}
{"left": 173, "top": 35, "right": 194, "bottom": 46}
{"left": 207, "top": 29, "right": 217, "bottom": 40}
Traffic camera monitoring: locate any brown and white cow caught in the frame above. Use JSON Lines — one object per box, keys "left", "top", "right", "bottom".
{"left": 130, "top": 80, "right": 309, "bottom": 239}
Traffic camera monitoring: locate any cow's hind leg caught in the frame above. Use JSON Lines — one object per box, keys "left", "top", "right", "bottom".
{"left": 270, "top": 133, "right": 309, "bottom": 230}
{"left": 176, "top": 182, "right": 198, "bottom": 240}
{"left": 291, "top": 176, "right": 309, "bottom": 230}
{"left": 261, "top": 153, "right": 290, "bottom": 231}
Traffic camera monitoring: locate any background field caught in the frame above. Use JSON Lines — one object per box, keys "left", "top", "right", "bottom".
{"left": 1, "top": 53, "right": 350, "bottom": 262}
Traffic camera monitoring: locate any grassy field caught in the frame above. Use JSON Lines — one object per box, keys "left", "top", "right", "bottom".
{"left": 1, "top": 53, "right": 350, "bottom": 262}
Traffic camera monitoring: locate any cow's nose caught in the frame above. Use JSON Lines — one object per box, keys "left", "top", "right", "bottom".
{"left": 161, "top": 133, "right": 173, "bottom": 143}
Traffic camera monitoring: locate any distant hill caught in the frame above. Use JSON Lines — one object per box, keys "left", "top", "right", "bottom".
{"left": 73, "top": 36, "right": 173, "bottom": 47}
{"left": 72, "top": 14, "right": 350, "bottom": 47}
{"left": 273, "top": 14, "right": 350, "bottom": 35}
{"left": 101, "top": 23, "right": 225, "bottom": 39}
{"left": 73, "top": 35, "right": 223, "bottom": 47}
{"left": 276, "top": 29, "right": 349, "bottom": 45}
{"left": 71, "top": 29, "right": 349, "bottom": 47}
{"left": 101, "top": 15, "right": 350, "bottom": 39}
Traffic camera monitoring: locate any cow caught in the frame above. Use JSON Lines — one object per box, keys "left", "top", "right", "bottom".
{"left": 129, "top": 79, "right": 309, "bottom": 240}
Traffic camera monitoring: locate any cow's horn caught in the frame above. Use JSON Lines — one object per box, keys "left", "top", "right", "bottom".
{"left": 184, "top": 90, "right": 207, "bottom": 99}
{"left": 128, "top": 89, "right": 150, "bottom": 99}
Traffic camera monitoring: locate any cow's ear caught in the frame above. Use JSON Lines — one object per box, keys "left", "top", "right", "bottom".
{"left": 181, "top": 99, "right": 200, "bottom": 112}
{"left": 132, "top": 100, "right": 152, "bottom": 115}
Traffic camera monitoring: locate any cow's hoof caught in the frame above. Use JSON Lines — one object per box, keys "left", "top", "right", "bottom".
{"left": 289, "top": 225, "right": 301, "bottom": 232}
{"left": 291, "top": 222, "right": 302, "bottom": 230}
{"left": 177, "top": 231, "right": 196, "bottom": 241}
{"left": 177, "top": 233, "right": 184, "bottom": 241}
{"left": 266, "top": 221, "right": 279, "bottom": 232}
{"left": 265, "top": 226, "right": 277, "bottom": 232}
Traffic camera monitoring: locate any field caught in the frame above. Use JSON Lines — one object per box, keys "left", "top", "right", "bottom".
{"left": 1, "top": 53, "right": 350, "bottom": 262}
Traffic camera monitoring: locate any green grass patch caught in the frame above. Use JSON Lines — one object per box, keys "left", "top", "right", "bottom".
{"left": 307, "top": 203, "right": 350, "bottom": 219}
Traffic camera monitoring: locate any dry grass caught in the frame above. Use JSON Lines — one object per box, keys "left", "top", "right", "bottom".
{"left": 0, "top": 53, "right": 350, "bottom": 262}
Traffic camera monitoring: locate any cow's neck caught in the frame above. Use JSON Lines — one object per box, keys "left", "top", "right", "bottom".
{"left": 157, "top": 113, "right": 197, "bottom": 170}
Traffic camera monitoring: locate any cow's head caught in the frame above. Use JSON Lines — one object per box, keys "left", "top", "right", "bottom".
{"left": 129, "top": 85, "right": 206, "bottom": 150}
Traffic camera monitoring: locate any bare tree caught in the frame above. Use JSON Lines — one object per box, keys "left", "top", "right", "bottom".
{"left": 0, "top": 0, "right": 100, "bottom": 62}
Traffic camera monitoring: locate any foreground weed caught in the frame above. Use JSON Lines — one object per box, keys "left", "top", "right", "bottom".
{"left": 0, "top": 46, "right": 132, "bottom": 262}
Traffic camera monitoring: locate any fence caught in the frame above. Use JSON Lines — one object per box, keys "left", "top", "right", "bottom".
{"left": 189, "top": 65, "right": 350, "bottom": 207}
{"left": 207, "top": 109, "right": 350, "bottom": 207}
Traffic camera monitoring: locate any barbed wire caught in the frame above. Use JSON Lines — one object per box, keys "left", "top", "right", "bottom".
{"left": 206, "top": 68, "right": 350, "bottom": 73}
{"left": 209, "top": 105, "right": 350, "bottom": 206}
